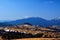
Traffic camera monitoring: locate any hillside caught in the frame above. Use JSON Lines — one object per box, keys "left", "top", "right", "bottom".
{"left": 0, "top": 24, "right": 60, "bottom": 39}
{"left": 2, "top": 17, "right": 60, "bottom": 27}
{"left": 0, "top": 23, "right": 13, "bottom": 27}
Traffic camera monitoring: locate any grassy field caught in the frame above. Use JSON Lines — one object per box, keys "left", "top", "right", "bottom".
{"left": 12, "top": 38, "right": 60, "bottom": 40}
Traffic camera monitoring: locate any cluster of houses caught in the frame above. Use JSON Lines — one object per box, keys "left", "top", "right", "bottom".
{"left": 0, "top": 23, "right": 35, "bottom": 34}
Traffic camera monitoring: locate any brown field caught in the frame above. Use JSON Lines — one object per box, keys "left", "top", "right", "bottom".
{"left": 12, "top": 38, "right": 60, "bottom": 40}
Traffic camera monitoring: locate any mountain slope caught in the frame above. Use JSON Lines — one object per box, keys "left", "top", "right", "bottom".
{"left": 0, "top": 22, "right": 13, "bottom": 27}
{"left": 50, "top": 18, "right": 60, "bottom": 26}
{"left": 7, "top": 17, "right": 52, "bottom": 27}
{"left": 0, "top": 17, "right": 60, "bottom": 27}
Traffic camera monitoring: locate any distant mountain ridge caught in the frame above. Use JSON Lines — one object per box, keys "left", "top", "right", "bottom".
{"left": 7, "top": 17, "right": 51, "bottom": 26}
{"left": 50, "top": 18, "right": 60, "bottom": 26}
{"left": 0, "top": 17, "right": 60, "bottom": 27}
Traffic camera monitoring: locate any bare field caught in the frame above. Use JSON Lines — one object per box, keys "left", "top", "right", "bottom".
{"left": 12, "top": 38, "right": 60, "bottom": 40}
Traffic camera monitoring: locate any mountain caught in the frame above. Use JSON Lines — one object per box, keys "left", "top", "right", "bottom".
{"left": 6, "top": 17, "right": 52, "bottom": 27}
{"left": 0, "top": 22, "right": 13, "bottom": 27}
{"left": 0, "top": 20, "right": 13, "bottom": 27}
{"left": 50, "top": 17, "right": 60, "bottom": 26}
{"left": 0, "top": 17, "right": 60, "bottom": 27}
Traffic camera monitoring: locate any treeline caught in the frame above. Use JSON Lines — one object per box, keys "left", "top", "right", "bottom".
{"left": 1, "top": 32, "right": 59, "bottom": 39}
{"left": 2, "top": 32, "right": 43, "bottom": 39}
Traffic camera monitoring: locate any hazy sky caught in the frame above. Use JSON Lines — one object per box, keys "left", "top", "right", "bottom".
{"left": 0, "top": 0, "right": 60, "bottom": 20}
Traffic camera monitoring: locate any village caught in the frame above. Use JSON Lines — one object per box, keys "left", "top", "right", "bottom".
{"left": 0, "top": 23, "right": 60, "bottom": 39}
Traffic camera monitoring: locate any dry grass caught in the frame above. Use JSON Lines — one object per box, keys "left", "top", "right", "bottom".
{"left": 12, "top": 38, "right": 60, "bottom": 40}
{"left": 0, "top": 36, "right": 3, "bottom": 40}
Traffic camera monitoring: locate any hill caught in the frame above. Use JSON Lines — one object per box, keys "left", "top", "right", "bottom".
{"left": 6, "top": 17, "right": 52, "bottom": 27}
{"left": 0, "top": 17, "right": 60, "bottom": 27}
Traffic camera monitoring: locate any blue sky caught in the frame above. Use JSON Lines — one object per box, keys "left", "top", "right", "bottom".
{"left": 0, "top": 0, "right": 60, "bottom": 20}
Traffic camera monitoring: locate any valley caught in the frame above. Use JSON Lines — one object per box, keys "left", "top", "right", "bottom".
{"left": 0, "top": 17, "right": 60, "bottom": 40}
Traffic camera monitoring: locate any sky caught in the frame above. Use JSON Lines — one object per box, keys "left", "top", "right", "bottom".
{"left": 0, "top": 0, "right": 60, "bottom": 20}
